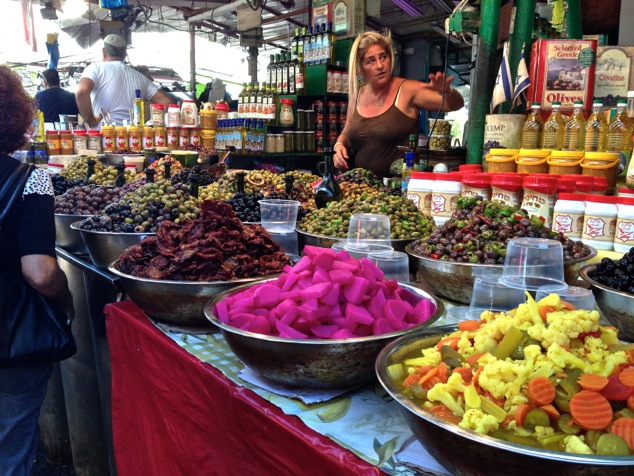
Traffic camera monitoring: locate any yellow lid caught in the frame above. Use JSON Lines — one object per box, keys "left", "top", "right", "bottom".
{"left": 549, "top": 150, "right": 585, "bottom": 159}
{"left": 518, "top": 148, "right": 551, "bottom": 158}
{"left": 200, "top": 109, "right": 217, "bottom": 116}
{"left": 115, "top": 126, "right": 127, "bottom": 131}
{"left": 143, "top": 126, "right": 153, "bottom": 132}
{"left": 581, "top": 157, "right": 620, "bottom": 169}
{"left": 127, "top": 125, "right": 140, "bottom": 132}
{"left": 200, "top": 129, "right": 216, "bottom": 137}
{"left": 583, "top": 151, "right": 620, "bottom": 161}
{"left": 101, "top": 125, "right": 114, "bottom": 131}
{"left": 489, "top": 148, "right": 519, "bottom": 156}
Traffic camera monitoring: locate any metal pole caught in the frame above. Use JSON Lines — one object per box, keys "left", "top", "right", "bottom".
{"left": 190, "top": 24, "right": 197, "bottom": 98}
{"left": 566, "top": 0, "right": 583, "bottom": 39}
{"left": 500, "top": 0, "right": 536, "bottom": 113}
{"left": 466, "top": 0, "right": 502, "bottom": 164}
{"left": 248, "top": 46, "right": 258, "bottom": 83}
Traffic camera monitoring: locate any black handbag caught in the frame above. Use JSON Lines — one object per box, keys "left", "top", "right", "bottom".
{"left": 0, "top": 163, "right": 76, "bottom": 367}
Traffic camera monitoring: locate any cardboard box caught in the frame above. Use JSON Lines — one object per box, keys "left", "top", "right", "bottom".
{"left": 527, "top": 39, "right": 598, "bottom": 115}
{"left": 593, "top": 46, "right": 634, "bottom": 107}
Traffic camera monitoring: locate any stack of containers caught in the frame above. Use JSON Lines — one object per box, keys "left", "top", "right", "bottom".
{"left": 406, "top": 172, "right": 435, "bottom": 215}
{"left": 490, "top": 174, "right": 524, "bottom": 207}
{"left": 552, "top": 193, "right": 585, "bottom": 239}
{"left": 581, "top": 194, "right": 618, "bottom": 251}
{"left": 615, "top": 197, "right": 634, "bottom": 253}
{"left": 520, "top": 174, "right": 559, "bottom": 227}
{"left": 430, "top": 172, "right": 462, "bottom": 225}
{"left": 485, "top": 148, "right": 518, "bottom": 173}
{"left": 461, "top": 173, "right": 491, "bottom": 200}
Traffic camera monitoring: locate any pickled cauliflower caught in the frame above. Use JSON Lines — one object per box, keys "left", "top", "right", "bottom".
{"left": 392, "top": 293, "right": 634, "bottom": 456}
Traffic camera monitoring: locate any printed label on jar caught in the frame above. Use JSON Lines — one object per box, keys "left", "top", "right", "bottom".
{"left": 87, "top": 136, "right": 101, "bottom": 151}
{"left": 406, "top": 191, "right": 432, "bottom": 215}
{"left": 552, "top": 211, "right": 584, "bottom": 238}
{"left": 326, "top": 71, "right": 333, "bottom": 93}
{"left": 520, "top": 190, "right": 554, "bottom": 228}
{"left": 431, "top": 192, "right": 459, "bottom": 217}
{"left": 333, "top": 72, "right": 342, "bottom": 93}
{"left": 461, "top": 186, "right": 491, "bottom": 201}
{"left": 491, "top": 187, "right": 520, "bottom": 208}
{"left": 142, "top": 135, "right": 153, "bottom": 149}
{"left": 615, "top": 218, "right": 634, "bottom": 245}
{"left": 115, "top": 135, "right": 127, "bottom": 149}
{"left": 582, "top": 215, "right": 616, "bottom": 242}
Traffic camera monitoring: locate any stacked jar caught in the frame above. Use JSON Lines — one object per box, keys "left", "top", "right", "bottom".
{"left": 431, "top": 172, "right": 462, "bottom": 225}
{"left": 615, "top": 197, "right": 634, "bottom": 253}
{"left": 581, "top": 194, "right": 618, "bottom": 251}
{"left": 490, "top": 174, "right": 524, "bottom": 207}
{"left": 520, "top": 174, "right": 559, "bottom": 227}
{"left": 461, "top": 173, "right": 492, "bottom": 200}
{"left": 552, "top": 193, "right": 585, "bottom": 239}
{"left": 406, "top": 172, "right": 436, "bottom": 215}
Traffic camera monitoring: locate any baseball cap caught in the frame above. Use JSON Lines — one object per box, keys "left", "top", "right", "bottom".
{"left": 104, "top": 34, "right": 127, "bottom": 48}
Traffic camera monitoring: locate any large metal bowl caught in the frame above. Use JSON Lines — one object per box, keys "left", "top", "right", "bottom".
{"left": 204, "top": 279, "right": 443, "bottom": 389}
{"left": 407, "top": 243, "right": 597, "bottom": 304}
{"left": 580, "top": 263, "right": 634, "bottom": 341}
{"left": 297, "top": 229, "right": 415, "bottom": 253}
{"left": 72, "top": 222, "right": 155, "bottom": 270}
{"left": 55, "top": 214, "right": 90, "bottom": 254}
{"left": 376, "top": 327, "right": 634, "bottom": 476}
{"left": 109, "top": 264, "right": 271, "bottom": 326}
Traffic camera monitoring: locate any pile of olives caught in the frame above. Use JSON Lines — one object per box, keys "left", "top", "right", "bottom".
{"left": 139, "top": 157, "right": 184, "bottom": 181}
{"left": 171, "top": 167, "right": 216, "bottom": 187}
{"left": 225, "top": 192, "right": 265, "bottom": 222}
{"left": 54, "top": 184, "right": 128, "bottom": 215}
{"left": 429, "top": 119, "right": 452, "bottom": 135}
{"left": 337, "top": 168, "right": 382, "bottom": 188}
{"left": 60, "top": 156, "right": 105, "bottom": 181}
{"left": 78, "top": 180, "right": 200, "bottom": 233}
{"left": 51, "top": 175, "right": 87, "bottom": 196}
{"left": 297, "top": 192, "right": 434, "bottom": 239}
{"left": 89, "top": 166, "right": 138, "bottom": 186}
{"left": 592, "top": 249, "right": 634, "bottom": 294}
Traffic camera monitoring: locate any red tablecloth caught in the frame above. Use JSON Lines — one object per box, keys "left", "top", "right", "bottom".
{"left": 105, "top": 301, "right": 384, "bottom": 476}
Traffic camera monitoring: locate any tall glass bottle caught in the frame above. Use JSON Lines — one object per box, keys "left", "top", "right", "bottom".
{"left": 237, "top": 82, "right": 246, "bottom": 117}
{"left": 267, "top": 54, "right": 275, "bottom": 87}
{"left": 275, "top": 53, "right": 283, "bottom": 93}
{"left": 133, "top": 89, "right": 144, "bottom": 126}
{"left": 563, "top": 100, "right": 586, "bottom": 151}
{"left": 326, "top": 22, "right": 335, "bottom": 64}
{"left": 281, "top": 52, "right": 290, "bottom": 95}
{"left": 296, "top": 49, "right": 306, "bottom": 95}
{"left": 291, "top": 28, "right": 300, "bottom": 60}
{"left": 402, "top": 151, "right": 415, "bottom": 194}
{"left": 298, "top": 27, "right": 306, "bottom": 63}
{"left": 256, "top": 82, "right": 266, "bottom": 120}
{"left": 249, "top": 82, "right": 259, "bottom": 119}
{"left": 607, "top": 99, "right": 632, "bottom": 153}
{"left": 520, "top": 102, "right": 543, "bottom": 149}
{"left": 310, "top": 25, "right": 320, "bottom": 66}
{"left": 584, "top": 100, "right": 608, "bottom": 152}
{"left": 319, "top": 23, "right": 327, "bottom": 64}
{"left": 314, "top": 150, "right": 343, "bottom": 209}
{"left": 242, "top": 83, "right": 252, "bottom": 118}
{"left": 541, "top": 101, "right": 565, "bottom": 150}
{"left": 288, "top": 53, "right": 296, "bottom": 95}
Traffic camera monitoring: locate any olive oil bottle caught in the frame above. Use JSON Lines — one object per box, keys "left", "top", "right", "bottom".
{"left": 541, "top": 101, "right": 565, "bottom": 150}
{"left": 563, "top": 100, "right": 586, "bottom": 151}
{"left": 520, "top": 102, "right": 543, "bottom": 149}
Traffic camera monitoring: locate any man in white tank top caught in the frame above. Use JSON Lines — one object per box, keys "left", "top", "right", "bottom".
{"left": 76, "top": 34, "right": 172, "bottom": 128}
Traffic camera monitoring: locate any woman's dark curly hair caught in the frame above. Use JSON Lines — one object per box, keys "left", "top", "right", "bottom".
{"left": 0, "top": 65, "right": 35, "bottom": 154}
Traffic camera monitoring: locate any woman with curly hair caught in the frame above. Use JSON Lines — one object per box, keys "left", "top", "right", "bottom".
{"left": 0, "top": 65, "right": 75, "bottom": 475}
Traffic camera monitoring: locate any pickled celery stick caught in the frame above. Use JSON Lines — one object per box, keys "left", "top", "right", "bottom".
{"left": 611, "top": 342, "right": 634, "bottom": 352}
{"left": 538, "top": 432, "right": 567, "bottom": 447}
{"left": 494, "top": 325, "right": 524, "bottom": 360}
{"left": 481, "top": 396, "right": 507, "bottom": 423}
{"left": 386, "top": 363, "right": 405, "bottom": 383}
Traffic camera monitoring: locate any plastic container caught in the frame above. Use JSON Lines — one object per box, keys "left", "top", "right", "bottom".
{"left": 181, "top": 100, "right": 198, "bottom": 127}
{"left": 60, "top": 130, "right": 74, "bottom": 155}
{"left": 368, "top": 251, "right": 410, "bottom": 282}
{"left": 581, "top": 194, "right": 618, "bottom": 250}
{"left": 153, "top": 126, "right": 166, "bottom": 148}
{"left": 151, "top": 104, "right": 165, "bottom": 127}
{"left": 467, "top": 274, "right": 527, "bottom": 320}
{"left": 142, "top": 126, "right": 153, "bottom": 149}
{"left": 127, "top": 125, "right": 142, "bottom": 152}
{"left": 279, "top": 98, "right": 295, "bottom": 126}
{"left": 258, "top": 199, "right": 300, "bottom": 233}
{"left": 114, "top": 126, "right": 128, "bottom": 150}
{"left": 547, "top": 150, "right": 584, "bottom": 175}
{"left": 552, "top": 192, "right": 585, "bottom": 239}
{"left": 589, "top": 176, "right": 609, "bottom": 195}
{"left": 560, "top": 174, "right": 593, "bottom": 194}
{"left": 485, "top": 148, "right": 518, "bottom": 173}
{"left": 166, "top": 127, "right": 178, "bottom": 151}
{"left": 167, "top": 104, "right": 181, "bottom": 127}
{"left": 614, "top": 196, "right": 634, "bottom": 253}
{"left": 199, "top": 109, "right": 217, "bottom": 130}
{"left": 515, "top": 149, "right": 551, "bottom": 174}
{"left": 461, "top": 173, "right": 492, "bottom": 200}
{"left": 457, "top": 164, "right": 483, "bottom": 173}
{"left": 200, "top": 129, "right": 216, "bottom": 149}
{"left": 87, "top": 130, "right": 102, "bottom": 153}
{"left": 428, "top": 118, "right": 453, "bottom": 136}
{"left": 535, "top": 285, "right": 595, "bottom": 311}
{"left": 347, "top": 213, "right": 392, "bottom": 249}
{"left": 431, "top": 172, "right": 463, "bottom": 225}
{"left": 215, "top": 103, "right": 230, "bottom": 120}
{"left": 491, "top": 173, "right": 524, "bottom": 207}
{"left": 520, "top": 174, "right": 559, "bottom": 227}
{"left": 581, "top": 151, "right": 620, "bottom": 194}
{"left": 555, "top": 176, "right": 576, "bottom": 197}
{"left": 406, "top": 172, "right": 435, "bottom": 215}
{"left": 48, "top": 162, "right": 64, "bottom": 174}
{"left": 178, "top": 127, "right": 190, "bottom": 148}
{"left": 500, "top": 237, "right": 565, "bottom": 291}
{"left": 46, "top": 130, "right": 60, "bottom": 155}
{"left": 618, "top": 187, "right": 634, "bottom": 198}
{"left": 72, "top": 130, "right": 87, "bottom": 154}
{"left": 429, "top": 135, "right": 452, "bottom": 151}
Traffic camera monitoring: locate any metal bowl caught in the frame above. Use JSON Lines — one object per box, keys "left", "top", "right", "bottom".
{"left": 204, "top": 279, "right": 444, "bottom": 389}
{"left": 407, "top": 243, "right": 598, "bottom": 304}
{"left": 297, "top": 229, "right": 415, "bottom": 253}
{"left": 580, "top": 263, "right": 634, "bottom": 341}
{"left": 72, "top": 222, "right": 155, "bottom": 270}
{"left": 109, "top": 264, "right": 270, "bottom": 326}
{"left": 376, "top": 327, "right": 634, "bottom": 476}
{"left": 55, "top": 214, "right": 90, "bottom": 254}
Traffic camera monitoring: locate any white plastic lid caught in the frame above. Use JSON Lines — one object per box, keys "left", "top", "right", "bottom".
{"left": 628, "top": 91, "right": 634, "bottom": 98}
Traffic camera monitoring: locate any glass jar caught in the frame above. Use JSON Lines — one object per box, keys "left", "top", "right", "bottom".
{"left": 296, "top": 131, "right": 307, "bottom": 152}
{"left": 151, "top": 104, "right": 165, "bottom": 127}
{"left": 153, "top": 126, "right": 166, "bottom": 148}
{"left": 87, "top": 130, "right": 102, "bottom": 153}
{"left": 178, "top": 127, "right": 190, "bottom": 148}
{"left": 283, "top": 130, "right": 295, "bottom": 152}
{"left": 279, "top": 99, "right": 295, "bottom": 126}
{"left": 265, "top": 134, "right": 276, "bottom": 154}
{"left": 60, "top": 130, "right": 74, "bottom": 155}
{"left": 46, "top": 130, "right": 60, "bottom": 156}
{"left": 199, "top": 109, "right": 217, "bottom": 130}
{"left": 73, "top": 130, "right": 87, "bottom": 154}
{"left": 306, "top": 131, "right": 316, "bottom": 152}
{"left": 115, "top": 126, "right": 128, "bottom": 150}
{"left": 189, "top": 127, "right": 200, "bottom": 147}
{"left": 142, "top": 126, "right": 154, "bottom": 149}
{"left": 274, "top": 134, "right": 285, "bottom": 153}
{"left": 166, "top": 127, "right": 178, "bottom": 150}
{"left": 127, "top": 126, "right": 142, "bottom": 152}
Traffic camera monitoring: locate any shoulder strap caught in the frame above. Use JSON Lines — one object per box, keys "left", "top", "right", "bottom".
{"left": 393, "top": 79, "right": 407, "bottom": 108}
{"left": 0, "top": 163, "right": 34, "bottom": 224}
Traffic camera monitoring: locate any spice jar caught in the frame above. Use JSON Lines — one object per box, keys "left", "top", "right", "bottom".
{"left": 178, "top": 127, "right": 190, "bottom": 148}
{"left": 167, "top": 104, "right": 181, "bottom": 127}
{"left": 189, "top": 127, "right": 200, "bottom": 147}
{"left": 615, "top": 197, "right": 634, "bottom": 253}
{"left": 491, "top": 173, "right": 524, "bottom": 207}
{"left": 461, "top": 173, "right": 492, "bottom": 200}
{"left": 154, "top": 126, "right": 166, "bottom": 148}
{"left": 87, "top": 130, "right": 102, "bottom": 153}
{"left": 142, "top": 126, "right": 154, "bottom": 149}
{"left": 60, "top": 130, "right": 74, "bottom": 155}
{"left": 180, "top": 100, "right": 198, "bottom": 127}
{"left": 46, "top": 130, "right": 60, "bottom": 156}
{"left": 431, "top": 172, "right": 463, "bottom": 226}
{"left": 407, "top": 172, "right": 436, "bottom": 215}
{"left": 520, "top": 174, "right": 559, "bottom": 227}
{"left": 127, "top": 125, "right": 142, "bottom": 152}
{"left": 216, "top": 103, "right": 230, "bottom": 120}
{"left": 166, "top": 127, "right": 178, "bottom": 150}
{"left": 581, "top": 194, "right": 618, "bottom": 250}
{"left": 279, "top": 98, "right": 295, "bottom": 126}
{"left": 73, "top": 130, "right": 87, "bottom": 154}
{"left": 552, "top": 193, "right": 585, "bottom": 239}
{"left": 115, "top": 126, "right": 128, "bottom": 150}
{"left": 151, "top": 104, "right": 165, "bottom": 127}
{"left": 101, "top": 125, "right": 115, "bottom": 152}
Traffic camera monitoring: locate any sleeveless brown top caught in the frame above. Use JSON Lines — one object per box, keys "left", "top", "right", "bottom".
{"left": 346, "top": 80, "right": 418, "bottom": 178}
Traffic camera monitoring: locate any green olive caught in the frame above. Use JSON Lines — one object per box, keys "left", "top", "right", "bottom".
{"left": 556, "top": 413, "right": 581, "bottom": 435}
{"left": 596, "top": 433, "right": 630, "bottom": 456}
{"left": 523, "top": 408, "right": 550, "bottom": 431}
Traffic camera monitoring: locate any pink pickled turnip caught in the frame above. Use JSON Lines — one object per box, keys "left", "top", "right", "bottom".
{"left": 300, "top": 297, "right": 319, "bottom": 311}
{"left": 312, "top": 266, "right": 331, "bottom": 284}
{"left": 329, "top": 268, "right": 354, "bottom": 285}
{"left": 276, "top": 320, "right": 308, "bottom": 339}
{"left": 343, "top": 276, "right": 369, "bottom": 304}
{"left": 345, "top": 303, "right": 374, "bottom": 326}
{"left": 214, "top": 301, "right": 229, "bottom": 322}
{"left": 279, "top": 307, "right": 299, "bottom": 325}
{"left": 330, "top": 328, "right": 357, "bottom": 339}
{"left": 253, "top": 284, "right": 280, "bottom": 307}
{"left": 319, "top": 284, "right": 340, "bottom": 306}
{"left": 384, "top": 300, "right": 408, "bottom": 328}
{"left": 372, "top": 318, "right": 395, "bottom": 336}
{"left": 301, "top": 282, "right": 331, "bottom": 299}
{"left": 243, "top": 315, "right": 271, "bottom": 334}
{"left": 310, "top": 324, "right": 339, "bottom": 339}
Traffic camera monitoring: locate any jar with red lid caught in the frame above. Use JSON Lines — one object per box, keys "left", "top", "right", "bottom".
{"left": 60, "top": 130, "right": 74, "bottom": 155}
{"left": 520, "top": 174, "right": 559, "bottom": 227}
{"left": 458, "top": 164, "right": 483, "bottom": 173}
{"left": 561, "top": 174, "right": 594, "bottom": 194}
{"left": 279, "top": 98, "right": 295, "bottom": 126}
{"left": 461, "top": 173, "right": 492, "bottom": 200}
{"left": 581, "top": 194, "right": 619, "bottom": 250}
{"left": 151, "top": 104, "right": 165, "bottom": 127}
{"left": 87, "top": 130, "right": 102, "bottom": 153}
{"left": 215, "top": 103, "right": 230, "bottom": 120}
{"left": 73, "top": 130, "right": 87, "bottom": 154}
{"left": 490, "top": 174, "right": 524, "bottom": 207}
{"left": 46, "top": 130, "right": 60, "bottom": 155}
{"left": 431, "top": 172, "right": 463, "bottom": 225}
{"left": 589, "top": 176, "right": 609, "bottom": 195}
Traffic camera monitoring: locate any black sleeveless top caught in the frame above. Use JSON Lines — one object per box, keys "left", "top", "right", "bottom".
{"left": 346, "top": 80, "right": 418, "bottom": 178}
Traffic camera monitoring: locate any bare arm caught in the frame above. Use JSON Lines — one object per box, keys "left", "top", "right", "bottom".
{"left": 410, "top": 72, "right": 464, "bottom": 113}
{"left": 22, "top": 254, "right": 74, "bottom": 320}
{"left": 75, "top": 77, "right": 102, "bottom": 128}
{"left": 150, "top": 89, "right": 172, "bottom": 109}
{"left": 333, "top": 93, "right": 358, "bottom": 170}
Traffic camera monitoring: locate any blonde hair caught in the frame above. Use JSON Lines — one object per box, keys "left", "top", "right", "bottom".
{"left": 347, "top": 30, "right": 394, "bottom": 99}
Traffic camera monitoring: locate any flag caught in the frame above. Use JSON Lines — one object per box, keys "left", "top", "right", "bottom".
{"left": 490, "top": 41, "right": 512, "bottom": 114}
{"left": 512, "top": 44, "right": 530, "bottom": 112}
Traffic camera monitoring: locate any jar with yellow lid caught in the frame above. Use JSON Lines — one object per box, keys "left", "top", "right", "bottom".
{"left": 115, "top": 126, "right": 128, "bottom": 150}
{"left": 127, "top": 125, "right": 142, "bottom": 152}
{"left": 581, "top": 151, "right": 621, "bottom": 195}
{"left": 101, "top": 125, "right": 115, "bottom": 152}
{"left": 200, "top": 129, "right": 215, "bottom": 149}
{"left": 515, "top": 149, "right": 550, "bottom": 174}
{"left": 153, "top": 126, "right": 166, "bottom": 148}
{"left": 142, "top": 126, "right": 154, "bottom": 149}
{"left": 485, "top": 148, "right": 518, "bottom": 173}
{"left": 547, "top": 150, "right": 584, "bottom": 175}
{"left": 199, "top": 109, "right": 217, "bottom": 130}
